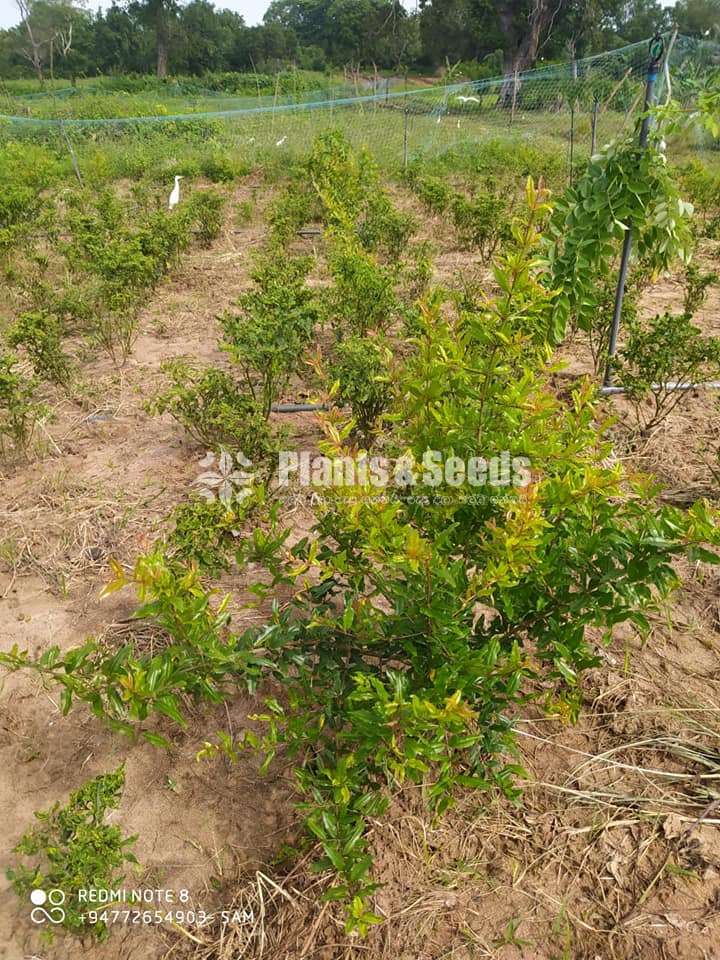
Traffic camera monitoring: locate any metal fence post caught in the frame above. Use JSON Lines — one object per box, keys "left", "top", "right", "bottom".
{"left": 403, "top": 106, "right": 409, "bottom": 171}
{"left": 590, "top": 96, "right": 599, "bottom": 154}
{"left": 602, "top": 35, "right": 666, "bottom": 388}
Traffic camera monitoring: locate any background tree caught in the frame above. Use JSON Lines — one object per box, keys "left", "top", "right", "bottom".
{"left": 610, "top": 0, "right": 671, "bottom": 43}
{"left": 0, "top": 0, "right": 711, "bottom": 81}
{"left": 176, "top": 0, "right": 242, "bottom": 73}
{"left": 13, "top": 0, "right": 85, "bottom": 83}
{"left": 128, "top": 0, "right": 180, "bottom": 78}
{"left": 674, "top": 0, "right": 720, "bottom": 38}
{"left": 93, "top": 4, "right": 149, "bottom": 74}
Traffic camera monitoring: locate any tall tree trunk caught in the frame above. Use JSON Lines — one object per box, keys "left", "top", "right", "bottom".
{"left": 496, "top": 0, "right": 562, "bottom": 107}
{"left": 156, "top": 3, "right": 168, "bottom": 78}
{"left": 17, "top": 0, "right": 44, "bottom": 85}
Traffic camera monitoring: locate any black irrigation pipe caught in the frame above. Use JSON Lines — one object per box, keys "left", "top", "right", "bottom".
{"left": 271, "top": 402, "right": 328, "bottom": 413}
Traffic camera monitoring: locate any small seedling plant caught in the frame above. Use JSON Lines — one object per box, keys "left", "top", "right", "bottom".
{"left": 7, "top": 766, "right": 138, "bottom": 941}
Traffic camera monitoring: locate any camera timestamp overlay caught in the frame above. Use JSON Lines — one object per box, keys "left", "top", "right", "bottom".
{"left": 27, "top": 886, "right": 253, "bottom": 930}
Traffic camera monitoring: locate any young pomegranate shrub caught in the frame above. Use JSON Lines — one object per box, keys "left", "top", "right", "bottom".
{"left": 613, "top": 266, "right": 720, "bottom": 433}
{"left": 147, "top": 359, "right": 275, "bottom": 459}
{"left": 450, "top": 183, "right": 513, "bottom": 261}
{"left": 324, "top": 240, "right": 401, "bottom": 336}
{"left": 3, "top": 183, "right": 720, "bottom": 937}
{"left": 62, "top": 186, "right": 216, "bottom": 363}
{"left": 7, "top": 310, "right": 74, "bottom": 389}
{"left": 0, "top": 551, "right": 271, "bottom": 743}
{"left": 186, "top": 188, "right": 227, "bottom": 246}
{"left": 220, "top": 256, "right": 318, "bottom": 416}
{"left": 7, "top": 767, "right": 138, "bottom": 941}
{"left": 0, "top": 351, "right": 46, "bottom": 461}
{"left": 273, "top": 132, "right": 414, "bottom": 262}
{"left": 167, "top": 492, "right": 261, "bottom": 574}
{"left": 206, "top": 186, "right": 717, "bottom": 927}
{"left": 325, "top": 335, "right": 393, "bottom": 443}
{"left": 618, "top": 312, "right": 720, "bottom": 432}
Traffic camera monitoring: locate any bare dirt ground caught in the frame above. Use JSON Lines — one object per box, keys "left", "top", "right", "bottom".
{"left": 1, "top": 179, "right": 720, "bottom": 960}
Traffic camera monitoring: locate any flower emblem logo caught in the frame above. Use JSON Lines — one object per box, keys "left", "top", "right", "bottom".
{"left": 194, "top": 450, "right": 254, "bottom": 504}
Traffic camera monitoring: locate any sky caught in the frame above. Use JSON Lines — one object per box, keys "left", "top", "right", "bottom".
{"left": 0, "top": 0, "right": 280, "bottom": 30}
{"left": 0, "top": 0, "right": 675, "bottom": 33}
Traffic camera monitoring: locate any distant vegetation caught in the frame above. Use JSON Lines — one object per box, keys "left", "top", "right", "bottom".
{"left": 0, "top": 0, "right": 717, "bottom": 89}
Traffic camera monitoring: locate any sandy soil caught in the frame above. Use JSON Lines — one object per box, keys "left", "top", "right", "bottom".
{"left": 1, "top": 177, "right": 719, "bottom": 960}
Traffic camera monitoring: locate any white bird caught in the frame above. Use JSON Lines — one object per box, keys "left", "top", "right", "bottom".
{"left": 249, "top": 136, "right": 256, "bottom": 143}
{"left": 457, "top": 95, "right": 480, "bottom": 103}
{"left": 275, "top": 135, "right": 287, "bottom": 147}
{"left": 168, "top": 175, "right": 183, "bottom": 210}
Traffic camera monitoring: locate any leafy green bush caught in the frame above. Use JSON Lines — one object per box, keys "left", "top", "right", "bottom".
{"left": 306, "top": 131, "right": 378, "bottom": 232}
{"left": 7, "top": 311, "right": 73, "bottom": 388}
{"left": 198, "top": 218, "right": 718, "bottom": 930}
{"left": 0, "top": 551, "right": 269, "bottom": 742}
{"left": 676, "top": 159, "right": 720, "bottom": 237}
{"left": 0, "top": 183, "right": 45, "bottom": 259}
{"left": 197, "top": 151, "right": 251, "bottom": 183}
{"left": 0, "top": 352, "right": 46, "bottom": 460}
{"left": 187, "top": 189, "right": 227, "bottom": 246}
{"left": 450, "top": 185, "right": 513, "bottom": 260}
{"left": 220, "top": 257, "right": 317, "bottom": 416}
{"left": 410, "top": 174, "right": 453, "bottom": 214}
{"left": 683, "top": 263, "right": 717, "bottom": 316}
{"left": 147, "top": 360, "right": 275, "bottom": 458}
{"left": 357, "top": 193, "right": 415, "bottom": 263}
{"left": 325, "top": 241, "right": 400, "bottom": 336}
{"left": 6, "top": 179, "right": 720, "bottom": 940}
{"left": 326, "top": 336, "right": 392, "bottom": 442}
{"left": 65, "top": 191, "right": 194, "bottom": 362}
{"left": 546, "top": 135, "right": 694, "bottom": 344}
{"left": 236, "top": 199, "right": 255, "bottom": 227}
{"left": 267, "top": 184, "right": 320, "bottom": 245}
{"left": 584, "top": 267, "right": 648, "bottom": 374}
{"left": 7, "top": 766, "right": 137, "bottom": 941}
{"left": 264, "top": 133, "right": 413, "bottom": 265}
{"left": 167, "top": 495, "right": 257, "bottom": 574}
{"left": 618, "top": 312, "right": 720, "bottom": 432}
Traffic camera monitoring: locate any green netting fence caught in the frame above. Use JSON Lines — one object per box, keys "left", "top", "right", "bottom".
{"left": 0, "top": 33, "right": 717, "bottom": 171}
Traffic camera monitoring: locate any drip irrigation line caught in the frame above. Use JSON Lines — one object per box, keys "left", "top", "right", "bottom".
{"left": 271, "top": 402, "right": 328, "bottom": 413}
{"left": 599, "top": 381, "right": 720, "bottom": 396}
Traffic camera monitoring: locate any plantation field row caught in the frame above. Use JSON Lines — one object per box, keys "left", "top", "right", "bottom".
{"left": 1, "top": 91, "right": 720, "bottom": 960}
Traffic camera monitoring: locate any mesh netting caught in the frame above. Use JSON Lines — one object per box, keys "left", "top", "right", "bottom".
{"left": 0, "top": 33, "right": 717, "bottom": 170}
